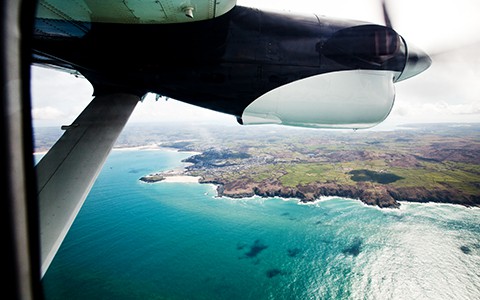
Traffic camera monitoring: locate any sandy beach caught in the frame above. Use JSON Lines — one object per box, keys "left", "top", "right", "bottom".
{"left": 161, "top": 175, "right": 201, "bottom": 183}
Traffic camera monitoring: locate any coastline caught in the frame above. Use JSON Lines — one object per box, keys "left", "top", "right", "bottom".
{"left": 35, "top": 123, "right": 480, "bottom": 210}
{"left": 141, "top": 160, "right": 479, "bottom": 209}
{"left": 42, "top": 145, "right": 472, "bottom": 210}
{"left": 124, "top": 141, "right": 478, "bottom": 209}
{"left": 32, "top": 145, "right": 480, "bottom": 211}
{"left": 187, "top": 181, "right": 480, "bottom": 212}
{"left": 203, "top": 182, "right": 480, "bottom": 210}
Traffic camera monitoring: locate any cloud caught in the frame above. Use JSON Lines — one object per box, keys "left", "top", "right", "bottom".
{"left": 31, "top": 67, "right": 95, "bottom": 126}
{"left": 446, "top": 102, "right": 480, "bottom": 115}
{"left": 32, "top": 106, "right": 67, "bottom": 120}
{"left": 390, "top": 100, "right": 480, "bottom": 123}
{"left": 129, "top": 94, "right": 234, "bottom": 125}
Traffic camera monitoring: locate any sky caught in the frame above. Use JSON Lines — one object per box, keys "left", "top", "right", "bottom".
{"left": 31, "top": 0, "right": 480, "bottom": 129}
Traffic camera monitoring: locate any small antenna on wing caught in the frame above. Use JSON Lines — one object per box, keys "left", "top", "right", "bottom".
{"left": 183, "top": 6, "right": 194, "bottom": 19}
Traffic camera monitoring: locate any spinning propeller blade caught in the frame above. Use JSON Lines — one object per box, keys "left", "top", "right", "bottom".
{"left": 381, "top": 0, "right": 431, "bottom": 80}
{"left": 381, "top": 0, "right": 393, "bottom": 28}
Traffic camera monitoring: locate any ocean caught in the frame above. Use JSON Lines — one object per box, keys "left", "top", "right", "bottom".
{"left": 41, "top": 149, "right": 480, "bottom": 300}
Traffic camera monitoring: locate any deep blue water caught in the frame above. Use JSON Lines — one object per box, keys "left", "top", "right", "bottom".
{"left": 41, "top": 150, "right": 480, "bottom": 299}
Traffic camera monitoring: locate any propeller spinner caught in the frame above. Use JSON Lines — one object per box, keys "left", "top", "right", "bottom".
{"left": 397, "top": 40, "right": 432, "bottom": 81}
{"left": 381, "top": 0, "right": 432, "bottom": 81}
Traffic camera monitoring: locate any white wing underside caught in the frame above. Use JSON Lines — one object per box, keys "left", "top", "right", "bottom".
{"left": 37, "top": 0, "right": 237, "bottom": 24}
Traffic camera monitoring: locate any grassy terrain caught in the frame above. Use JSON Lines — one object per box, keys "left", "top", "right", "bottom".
{"left": 278, "top": 163, "right": 346, "bottom": 187}
{"left": 245, "top": 160, "right": 480, "bottom": 198}
{"left": 390, "top": 162, "right": 480, "bottom": 195}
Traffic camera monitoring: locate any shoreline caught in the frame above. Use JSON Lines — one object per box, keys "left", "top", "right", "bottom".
{"left": 161, "top": 175, "right": 201, "bottom": 183}
{"left": 35, "top": 145, "right": 475, "bottom": 210}
{"left": 195, "top": 179, "right": 479, "bottom": 209}
{"left": 142, "top": 166, "right": 479, "bottom": 210}
{"left": 199, "top": 184, "right": 480, "bottom": 211}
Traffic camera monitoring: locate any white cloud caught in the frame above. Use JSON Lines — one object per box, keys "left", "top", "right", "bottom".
{"left": 130, "top": 94, "right": 234, "bottom": 125}
{"left": 31, "top": 66, "right": 93, "bottom": 126}
{"left": 130, "top": 94, "right": 235, "bottom": 122}
{"left": 32, "top": 106, "right": 67, "bottom": 120}
{"left": 389, "top": 100, "right": 480, "bottom": 123}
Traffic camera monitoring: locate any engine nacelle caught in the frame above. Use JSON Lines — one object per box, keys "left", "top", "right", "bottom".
{"left": 240, "top": 70, "right": 397, "bottom": 129}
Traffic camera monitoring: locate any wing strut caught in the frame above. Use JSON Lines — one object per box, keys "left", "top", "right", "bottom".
{"left": 36, "top": 93, "right": 139, "bottom": 277}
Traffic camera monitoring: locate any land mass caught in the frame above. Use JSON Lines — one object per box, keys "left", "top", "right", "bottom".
{"left": 136, "top": 123, "right": 480, "bottom": 208}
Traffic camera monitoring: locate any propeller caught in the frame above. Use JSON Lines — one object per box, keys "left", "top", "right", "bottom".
{"left": 381, "top": 0, "right": 393, "bottom": 29}
{"left": 381, "top": 0, "right": 432, "bottom": 81}
{"left": 381, "top": 0, "right": 480, "bottom": 64}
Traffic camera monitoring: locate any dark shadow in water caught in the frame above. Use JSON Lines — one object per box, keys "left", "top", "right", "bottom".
{"left": 280, "top": 212, "right": 297, "bottom": 221}
{"left": 266, "top": 268, "right": 287, "bottom": 278}
{"left": 287, "top": 248, "right": 302, "bottom": 258}
{"left": 460, "top": 245, "right": 471, "bottom": 254}
{"left": 342, "top": 237, "right": 363, "bottom": 257}
{"left": 244, "top": 240, "right": 268, "bottom": 258}
{"left": 238, "top": 239, "right": 269, "bottom": 260}
{"left": 128, "top": 168, "right": 147, "bottom": 174}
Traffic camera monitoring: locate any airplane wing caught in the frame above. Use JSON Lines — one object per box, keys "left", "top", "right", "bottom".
{"left": 33, "top": 0, "right": 239, "bottom": 278}
{"left": 36, "top": 0, "right": 236, "bottom": 24}
{"left": 33, "top": 0, "right": 237, "bottom": 73}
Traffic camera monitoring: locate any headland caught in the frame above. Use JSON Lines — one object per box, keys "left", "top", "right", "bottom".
{"left": 136, "top": 123, "right": 480, "bottom": 208}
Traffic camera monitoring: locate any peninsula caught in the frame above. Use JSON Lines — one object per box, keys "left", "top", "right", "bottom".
{"left": 137, "top": 123, "right": 480, "bottom": 208}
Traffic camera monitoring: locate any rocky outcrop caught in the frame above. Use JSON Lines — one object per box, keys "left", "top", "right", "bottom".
{"left": 139, "top": 174, "right": 165, "bottom": 182}
{"left": 199, "top": 178, "right": 402, "bottom": 208}
{"left": 198, "top": 177, "right": 480, "bottom": 208}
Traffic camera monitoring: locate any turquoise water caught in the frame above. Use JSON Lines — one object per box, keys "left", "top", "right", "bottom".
{"left": 41, "top": 150, "right": 480, "bottom": 299}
